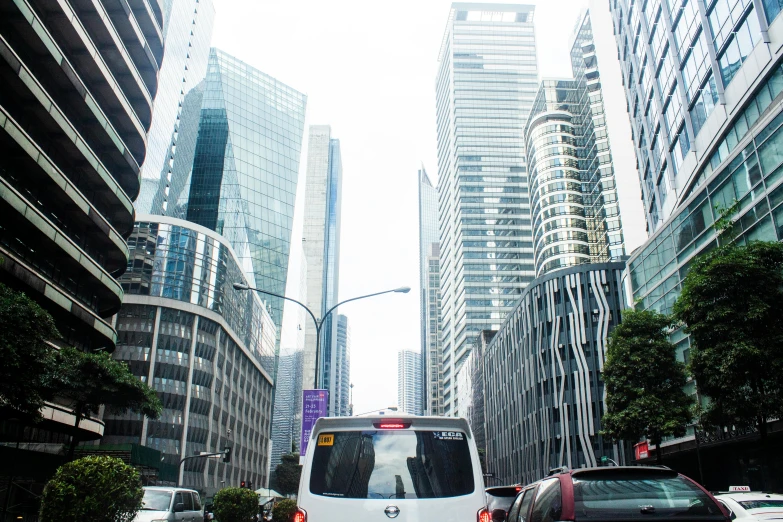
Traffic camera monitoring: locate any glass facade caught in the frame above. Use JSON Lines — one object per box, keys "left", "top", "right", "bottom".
{"left": 397, "top": 350, "right": 423, "bottom": 416}
{"left": 418, "top": 167, "right": 443, "bottom": 416}
{"left": 436, "top": 3, "right": 539, "bottom": 415}
{"left": 104, "top": 216, "right": 276, "bottom": 492}
{"left": 334, "top": 314, "right": 351, "bottom": 417}
{"left": 302, "top": 125, "right": 343, "bottom": 414}
{"left": 484, "top": 263, "right": 627, "bottom": 484}
{"left": 135, "top": 0, "right": 215, "bottom": 214}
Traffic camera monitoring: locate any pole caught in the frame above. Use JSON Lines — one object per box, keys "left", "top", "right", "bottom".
{"left": 178, "top": 452, "right": 224, "bottom": 487}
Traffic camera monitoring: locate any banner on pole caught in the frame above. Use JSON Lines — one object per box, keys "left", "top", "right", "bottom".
{"left": 300, "top": 389, "right": 329, "bottom": 459}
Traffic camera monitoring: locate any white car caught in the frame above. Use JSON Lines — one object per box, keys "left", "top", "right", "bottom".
{"left": 295, "top": 414, "right": 488, "bottom": 522}
{"left": 715, "top": 492, "right": 783, "bottom": 522}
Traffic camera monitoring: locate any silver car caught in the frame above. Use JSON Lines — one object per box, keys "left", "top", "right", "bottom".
{"left": 135, "top": 486, "right": 203, "bottom": 522}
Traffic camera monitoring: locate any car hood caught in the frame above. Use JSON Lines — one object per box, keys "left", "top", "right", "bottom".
{"left": 133, "top": 510, "right": 170, "bottom": 522}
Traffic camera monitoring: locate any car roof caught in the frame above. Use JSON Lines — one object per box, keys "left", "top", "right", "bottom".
{"left": 311, "top": 415, "right": 472, "bottom": 437}
{"left": 143, "top": 486, "right": 199, "bottom": 493}
{"left": 716, "top": 493, "right": 783, "bottom": 502}
{"left": 564, "top": 466, "right": 680, "bottom": 478}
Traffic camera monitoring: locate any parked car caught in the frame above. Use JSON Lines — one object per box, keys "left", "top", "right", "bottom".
{"left": 715, "top": 492, "right": 783, "bottom": 521}
{"left": 487, "top": 485, "right": 523, "bottom": 521}
{"left": 135, "top": 486, "right": 204, "bottom": 522}
{"left": 295, "top": 414, "right": 487, "bottom": 522}
{"left": 505, "top": 466, "right": 729, "bottom": 522}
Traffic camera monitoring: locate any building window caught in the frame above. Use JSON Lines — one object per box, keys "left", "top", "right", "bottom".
{"left": 717, "top": 7, "right": 762, "bottom": 86}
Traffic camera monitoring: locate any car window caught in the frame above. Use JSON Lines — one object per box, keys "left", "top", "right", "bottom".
{"left": 518, "top": 488, "right": 536, "bottom": 522}
{"left": 192, "top": 492, "right": 202, "bottom": 511}
{"left": 182, "top": 492, "right": 194, "bottom": 511}
{"left": 488, "top": 492, "right": 519, "bottom": 513}
{"left": 309, "top": 430, "right": 475, "bottom": 499}
{"left": 508, "top": 493, "right": 526, "bottom": 522}
{"left": 738, "top": 500, "right": 783, "bottom": 510}
{"left": 174, "top": 492, "right": 184, "bottom": 510}
{"left": 572, "top": 471, "right": 725, "bottom": 520}
{"left": 530, "top": 479, "right": 562, "bottom": 522}
{"left": 141, "top": 490, "right": 172, "bottom": 511}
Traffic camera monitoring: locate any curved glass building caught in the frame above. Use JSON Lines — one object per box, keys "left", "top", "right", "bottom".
{"left": 103, "top": 215, "right": 276, "bottom": 492}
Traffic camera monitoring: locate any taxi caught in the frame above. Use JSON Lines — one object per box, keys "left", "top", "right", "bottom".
{"left": 714, "top": 488, "right": 783, "bottom": 521}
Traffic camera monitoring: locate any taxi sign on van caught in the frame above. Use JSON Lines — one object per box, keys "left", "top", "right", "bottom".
{"left": 317, "top": 434, "right": 334, "bottom": 446}
{"left": 729, "top": 486, "right": 751, "bottom": 492}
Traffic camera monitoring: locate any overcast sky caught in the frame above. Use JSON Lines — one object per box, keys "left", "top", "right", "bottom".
{"left": 212, "top": 0, "right": 647, "bottom": 416}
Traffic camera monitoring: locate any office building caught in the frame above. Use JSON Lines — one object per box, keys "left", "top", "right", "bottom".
{"left": 397, "top": 350, "right": 423, "bottom": 416}
{"left": 612, "top": 0, "right": 783, "bottom": 478}
{"left": 435, "top": 3, "right": 539, "bottom": 415}
{"left": 103, "top": 216, "right": 277, "bottom": 492}
{"left": 302, "top": 125, "right": 343, "bottom": 414}
{"left": 0, "top": 0, "right": 163, "bottom": 503}
{"left": 334, "top": 314, "right": 351, "bottom": 417}
{"left": 418, "top": 166, "right": 443, "bottom": 416}
{"left": 455, "top": 330, "right": 494, "bottom": 454}
{"left": 158, "top": 48, "right": 307, "bottom": 354}
{"left": 135, "top": 0, "right": 215, "bottom": 213}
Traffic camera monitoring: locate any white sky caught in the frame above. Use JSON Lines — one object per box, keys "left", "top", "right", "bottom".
{"left": 212, "top": 0, "right": 647, "bottom": 417}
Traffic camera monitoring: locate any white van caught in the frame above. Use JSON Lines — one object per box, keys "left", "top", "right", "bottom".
{"left": 296, "top": 415, "right": 487, "bottom": 522}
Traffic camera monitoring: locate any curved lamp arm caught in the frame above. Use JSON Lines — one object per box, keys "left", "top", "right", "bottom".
{"left": 232, "top": 282, "right": 319, "bottom": 329}
{"left": 321, "top": 286, "right": 410, "bottom": 321}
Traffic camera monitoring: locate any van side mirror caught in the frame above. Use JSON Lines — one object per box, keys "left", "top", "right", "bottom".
{"left": 174, "top": 503, "right": 185, "bottom": 513}
{"left": 492, "top": 508, "right": 507, "bottom": 522}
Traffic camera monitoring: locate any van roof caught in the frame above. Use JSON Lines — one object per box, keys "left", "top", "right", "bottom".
{"left": 311, "top": 415, "right": 472, "bottom": 438}
{"left": 143, "top": 486, "right": 199, "bottom": 493}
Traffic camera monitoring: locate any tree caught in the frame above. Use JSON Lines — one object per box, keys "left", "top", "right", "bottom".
{"left": 274, "top": 453, "right": 302, "bottom": 497}
{"left": 39, "top": 455, "right": 143, "bottom": 522}
{"left": 273, "top": 498, "right": 298, "bottom": 521}
{"left": 52, "top": 347, "right": 162, "bottom": 459}
{"left": 0, "top": 282, "right": 60, "bottom": 420}
{"left": 601, "top": 308, "right": 693, "bottom": 463}
{"left": 212, "top": 487, "right": 259, "bottom": 522}
{"left": 673, "top": 240, "right": 783, "bottom": 439}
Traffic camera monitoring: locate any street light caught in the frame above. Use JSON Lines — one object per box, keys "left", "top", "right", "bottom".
{"left": 354, "top": 406, "right": 399, "bottom": 416}
{"left": 233, "top": 282, "right": 410, "bottom": 389}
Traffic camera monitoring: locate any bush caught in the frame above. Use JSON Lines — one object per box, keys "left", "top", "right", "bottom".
{"left": 213, "top": 487, "right": 259, "bottom": 522}
{"left": 272, "top": 498, "right": 298, "bottom": 521}
{"left": 40, "top": 455, "right": 143, "bottom": 522}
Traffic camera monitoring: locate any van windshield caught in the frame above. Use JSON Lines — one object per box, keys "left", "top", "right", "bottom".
{"left": 141, "top": 490, "right": 172, "bottom": 511}
{"left": 309, "top": 430, "right": 474, "bottom": 499}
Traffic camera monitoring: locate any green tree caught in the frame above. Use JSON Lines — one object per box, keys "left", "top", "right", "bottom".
{"left": 601, "top": 308, "right": 693, "bottom": 463}
{"left": 0, "top": 282, "right": 60, "bottom": 420}
{"left": 272, "top": 498, "right": 298, "bottom": 522}
{"left": 39, "top": 455, "right": 143, "bottom": 522}
{"left": 213, "top": 487, "right": 259, "bottom": 522}
{"left": 673, "top": 240, "right": 783, "bottom": 438}
{"left": 53, "top": 347, "right": 162, "bottom": 459}
{"left": 274, "top": 453, "right": 302, "bottom": 497}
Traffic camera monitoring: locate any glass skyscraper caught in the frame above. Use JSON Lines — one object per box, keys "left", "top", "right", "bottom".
{"left": 436, "top": 3, "right": 539, "bottom": 415}
{"left": 397, "top": 350, "right": 423, "bottom": 416}
{"left": 335, "top": 314, "right": 351, "bottom": 417}
{"left": 302, "top": 125, "right": 343, "bottom": 414}
{"left": 135, "top": 0, "right": 215, "bottom": 213}
{"left": 161, "top": 48, "right": 307, "bottom": 352}
{"left": 418, "top": 166, "right": 443, "bottom": 416}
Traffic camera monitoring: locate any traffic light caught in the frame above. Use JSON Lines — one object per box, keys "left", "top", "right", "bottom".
{"left": 223, "top": 447, "right": 231, "bottom": 463}
{"left": 247, "top": 481, "right": 253, "bottom": 490}
{"left": 241, "top": 480, "right": 246, "bottom": 488}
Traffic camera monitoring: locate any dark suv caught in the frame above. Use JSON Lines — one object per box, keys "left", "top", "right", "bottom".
{"left": 505, "top": 467, "right": 730, "bottom": 522}
{"left": 487, "top": 485, "right": 523, "bottom": 521}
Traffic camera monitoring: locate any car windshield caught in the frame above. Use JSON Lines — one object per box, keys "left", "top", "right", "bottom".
{"left": 309, "top": 430, "right": 474, "bottom": 499}
{"left": 142, "top": 490, "right": 172, "bottom": 511}
{"left": 738, "top": 500, "right": 783, "bottom": 510}
{"left": 487, "top": 488, "right": 520, "bottom": 512}
{"left": 572, "top": 471, "right": 725, "bottom": 520}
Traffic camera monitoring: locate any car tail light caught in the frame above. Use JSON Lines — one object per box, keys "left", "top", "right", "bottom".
{"left": 478, "top": 507, "right": 491, "bottom": 522}
{"left": 293, "top": 507, "right": 306, "bottom": 522}
{"left": 373, "top": 419, "right": 412, "bottom": 429}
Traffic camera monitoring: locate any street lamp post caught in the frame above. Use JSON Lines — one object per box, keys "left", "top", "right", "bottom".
{"left": 233, "top": 282, "right": 410, "bottom": 389}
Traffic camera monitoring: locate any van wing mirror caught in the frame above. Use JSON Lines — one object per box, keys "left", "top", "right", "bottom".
{"left": 174, "top": 502, "right": 185, "bottom": 513}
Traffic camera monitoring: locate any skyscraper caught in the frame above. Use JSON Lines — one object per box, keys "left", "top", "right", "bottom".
{"left": 164, "top": 48, "right": 307, "bottom": 353}
{"left": 418, "top": 167, "right": 443, "bottom": 416}
{"left": 613, "top": 0, "right": 783, "bottom": 465}
{"left": 135, "top": 0, "right": 215, "bottom": 213}
{"left": 435, "top": 3, "right": 539, "bottom": 415}
{"left": 335, "top": 314, "right": 352, "bottom": 417}
{"left": 397, "top": 350, "right": 423, "bottom": 416}
{"left": 302, "top": 125, "right": 343, "bottom": 414}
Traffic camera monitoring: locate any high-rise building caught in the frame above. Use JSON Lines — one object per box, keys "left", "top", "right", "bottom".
{"left": 160, "top": 48, "right": 307, "bottom": 353}
{"left": 397, "top": 350, "right": 423, "bottom": 416}
{"left": 418, "top": 166, "right": 443, "bottom": 416}
{"left": 613, "top": 0, "right": 783, "bottom": 472}
{"left": 334, "top": 314, "right": 351, "bottom": 417}
{"left": 135, "top": 0, "right": 215, "bottom": 213}
{"left": 0, "top": 0, "right": 163, "bottom": 495}
{"left": 435, "top": 3, "right": 539, "bottom": 415}
{"left": 104, "top": 215, "right": 277, "bottom": 492}
{"left": 302, "top": 125, "right": 343, "bottom": 414}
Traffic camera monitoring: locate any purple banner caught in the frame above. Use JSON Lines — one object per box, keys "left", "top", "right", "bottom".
{"left": 300, "top": 389, "right": 329, "bottom": 457}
